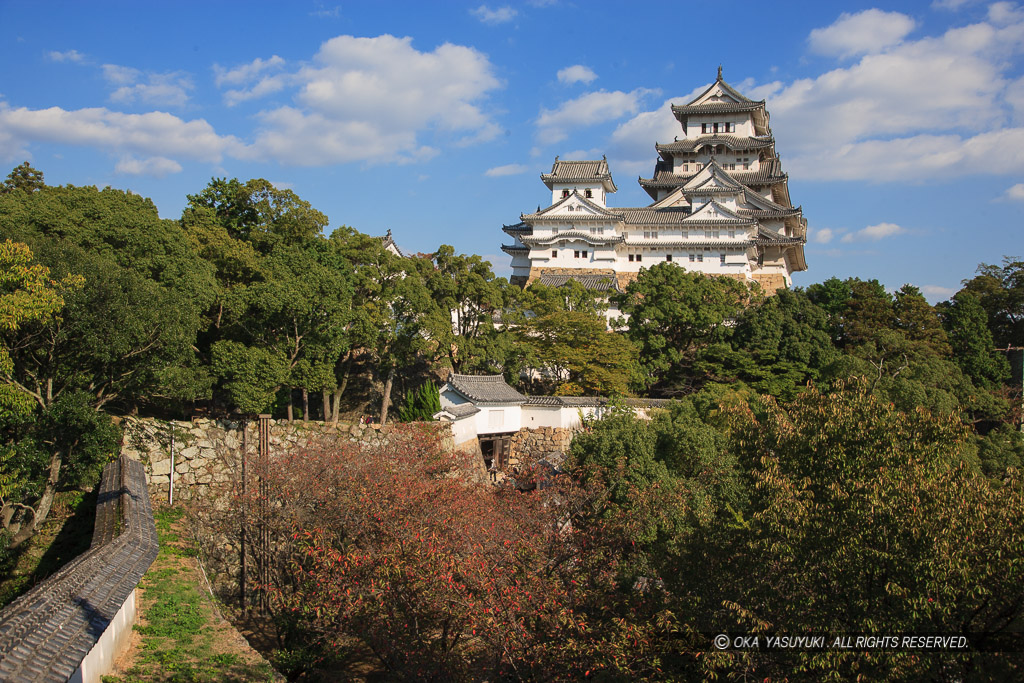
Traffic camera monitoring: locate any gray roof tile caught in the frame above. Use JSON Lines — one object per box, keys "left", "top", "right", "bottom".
{"left": 0, "top": 456, "right": 158, "bottom": 683}
{"left": 448, "top": 374, "right": 526, "bottom": 404}
{"left": 536, "top": 273, "right": 619, "bottom": 292}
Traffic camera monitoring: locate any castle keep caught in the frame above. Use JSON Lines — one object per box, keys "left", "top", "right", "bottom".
{"left": 502, "top": 69, "right": 808, "bottom": 294}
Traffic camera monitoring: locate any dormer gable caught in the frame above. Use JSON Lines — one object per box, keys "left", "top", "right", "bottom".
{"left": 681, "top": 200, "right": 751, "bottom": 224}
{"left": 650, "top": 186, "right": 692, "bottom": 209}
{"left": 687, "top": 67, "right": 755, "bottom": 107}
{"left": 682, "top": 159, "right": 745, "bottom": 194}
{"left": 521, "top": 190, "right": 621, "bottom": 222}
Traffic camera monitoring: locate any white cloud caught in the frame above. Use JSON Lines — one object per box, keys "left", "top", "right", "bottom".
{"left": 0, "top": 102, "right": 244, "bottom": 164}
{"left": 485, "top": 163, "right": 528, "bottom": 177}
{"left": 102, "top": 64, "right": 193, "bottom": 107}
{"left": 309, "top": 4, "right": 340, "bottom": 18}
{"left": 766, "top": 10, "right": 1024, "bottom": 181}
{"left": 538, "top": 88, "right": 656, "bottom": 144}
{"left": 933, "top": 0, "right": 976, "bottom": 9}
{"left": 808, "top": 9, "right": 916, "bottom": 58}
{"left": 602, "top": 10, "right": 1024, "bottom": 184}
{"left": 1002, "top": 183, "right": 1024, "bottom": 200}
{"left": 557, "top": 65, "right": 597, "bottom": 85}
{"left": 102, "top": 64, "right": 139, "bottom": 86}
{"left": 471, "top": 5, "right": 517, "bottom": 24}
{"left": 114, "top": 155, "right": 183, "bottom": 177}
{"left": 214, "top": 55, "right": 286, "bottom": 87}
{"left": 237, "top": 35, "right": 500, "bottom": 165}
{"left": 920, "top": 284, "right": 956, "bottom": 298}
{"left": 841, "top": 222, "right": 905, "bottom": 242}
{"left": 223, "top": 76, "right": 288, "bottom": 106}
{"left": 48, "top": 49, "right": 83, "bottom": 63}
{"left": 813, "top": 227, "right": 838, "bottom": 244}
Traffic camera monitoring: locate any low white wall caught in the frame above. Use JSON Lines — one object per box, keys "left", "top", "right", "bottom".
{"left": 70, "top": 589, "right": 137, "bottom": 683}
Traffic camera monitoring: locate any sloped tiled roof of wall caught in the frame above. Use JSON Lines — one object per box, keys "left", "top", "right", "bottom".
{"left": 0, "top": 457, "right": 158, "bottom": 682}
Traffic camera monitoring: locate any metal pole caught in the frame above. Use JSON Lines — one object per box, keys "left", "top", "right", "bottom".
{"left": 258, "top": 414, "right": 271, "bottom": 613}
{"left": 240, "top": 418, "right": 248, "bottom": 611}
{"left": 168, "top": 422, "right": 175, "bottom": 505}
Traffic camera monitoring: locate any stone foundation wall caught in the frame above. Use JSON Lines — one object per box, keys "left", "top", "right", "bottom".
{"left": 511, "top": 426, "right": 579, "bottom": 463}
{"left": 120, "top": 417, "right": 453, "bottom": 499}
{"left": 752, "top": 272, "right": 788, "bottom": 294}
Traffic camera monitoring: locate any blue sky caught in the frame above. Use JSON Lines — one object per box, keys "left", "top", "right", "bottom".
{"left": 1, "top": 0, "right": 1022, "bottom": 300}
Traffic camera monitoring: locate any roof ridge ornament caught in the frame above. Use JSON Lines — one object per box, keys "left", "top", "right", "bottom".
{"left": 718, "top": 64, "right": 723, "bottom": 81}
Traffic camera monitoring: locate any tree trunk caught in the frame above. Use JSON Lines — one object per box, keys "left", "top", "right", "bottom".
{"left": 302, "top": 388, "right": 309, "bottom": 423}
{"left": 330, "top": 389, "right": 341, "bottom": 425}
{"left": 322, "top": 388, "right": 330, "bottom": 422}
{"left": 287, "top": 389, "right": 294, "bottom": 423}
{"left": 380, "top": 367, "right": 396, "bottom": 426}
{"left": 331, "top": 352, "right": 354, "bottom": 425}
{"left": 9, "top": 449, "right": 62, "bottom": 549}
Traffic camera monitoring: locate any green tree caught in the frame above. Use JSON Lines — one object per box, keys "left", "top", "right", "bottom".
{"left": 697, "top": 288, "right": 839, "bottom": 400}
{"left": 961, "top": 257, "right": 1024, "bottom": 348}
{"left": 1, "top": 163, "right": 45, "bottom": 195}
{"left": 396, "top": 380, "right": 442, "bottom": 422}
{"left": 941, "top": 291, "right": 1010, "bottom": 389}
{"left": 613, "top": 263, "right": 751, "bottom": 395}
{"left": 523, "top": 309, "right": 638, "bottom": 396}
{"left": 700, "top": 382, "right": 1024, "bottom": 680}
{"left": 0, "top": 241, "right": 83, "bottom": 541}
{"left": 420, "top": 245, "right": 511, "bottom": 374}
{"left": 186, "top": 177, "right": 328, "bottom": 251}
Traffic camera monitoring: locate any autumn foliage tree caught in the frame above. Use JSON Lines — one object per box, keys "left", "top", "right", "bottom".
{"left": 231, "top": 425, "right": 678, "bottom": 680}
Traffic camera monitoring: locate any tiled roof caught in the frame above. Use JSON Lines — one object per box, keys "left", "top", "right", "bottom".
{"left": 754, "top": 226, "right": 806, "bottom": 246}
{"left": 741, "top": 188, "right": 796, "bottom": 211}
{"left": 536, "top": 273, "right": 619, "bottom": 292}
{"left": 501, "top": 244, "right": 528, "bottom": 255}
{"left": 640, "top": 163, "right": 787, "bottom": 190}
{"left": 522, "top": 191, "right": 621, "bottom": 221}
{"left": 525, "top": 396, "right": 673, "bottom": 408}
{"left": 437, "top": 403, "right": 480, "bottom": 419}
{"left": 541, "top": 158, "right": 617, "bottom": 191}
{"left": 377, "top": 229, "right": 406, "bottom": 257}
{"left": 0, "top": 457, "right": 158, "bottom": 683}
{"left": 739, "top": 207, "right": 801, "bottom": 219}
{"left": 448, "top": 374, "right": 526, "bottom": 404}
{"left": 671, "top": 101, "right": 763, "bottom": 116}
{"left": 616, "top": 207, "right": 692, "bottom": 225}
{"left": 656, "top": 135, "right": 774, "bottom": 154}
{"left": 502, "top": 222, "right": 531, "bottom": 235}
{"left": 521, "top": 231, "right": 625, "bottom": 246}
{"left": 625, "top": 239, "right": 754, "bottom": 248}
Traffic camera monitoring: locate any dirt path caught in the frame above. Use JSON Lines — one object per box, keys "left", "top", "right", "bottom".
{"left": 106, "top": 506, "right": 282, "bottom": 682}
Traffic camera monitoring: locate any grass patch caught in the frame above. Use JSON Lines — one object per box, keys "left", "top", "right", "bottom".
{"left": 0, "top": 487, "right": 97, "bottom": 609}
{"left": 103, "top": 507, "right": 277, "bottom": 683}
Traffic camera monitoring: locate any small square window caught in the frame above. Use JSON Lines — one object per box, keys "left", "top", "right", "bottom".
{"left": 689, "top": 253, "right": 696, "bottom": 262}
{"left": 628, "top": 254, "right": 635, "bottom": 262}
{"left": 697, "top": 253, "right": 703, "bottom": 262}
{"left": 666, "top": 254, "right": 672, "bottom": 261}
{"left": 562, "top": 189, "right": 570, "bottom": 198}
{"left": 551, "top": 250, "right": 557, "bottom": 258}
{"left": 720, "top": 253, "right": 727, "bottom": 264}
{"left": 585, "top": 189, "right": 593, "bottom": 198}
{"left": 582, "top": 250, "right": 588, "bottom": 258}
{"left": 636, "top": 254, "right": 642, "bottom": 262}
{"left": 574, "top": 250, "right": 580, "bottom": 258}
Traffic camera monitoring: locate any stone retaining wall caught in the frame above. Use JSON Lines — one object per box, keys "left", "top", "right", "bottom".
{"left": 120, "top": 417, "right": 453, "bottom": 498}
{"left": 511, "top": 426, "right": 579, "bottom": 463}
